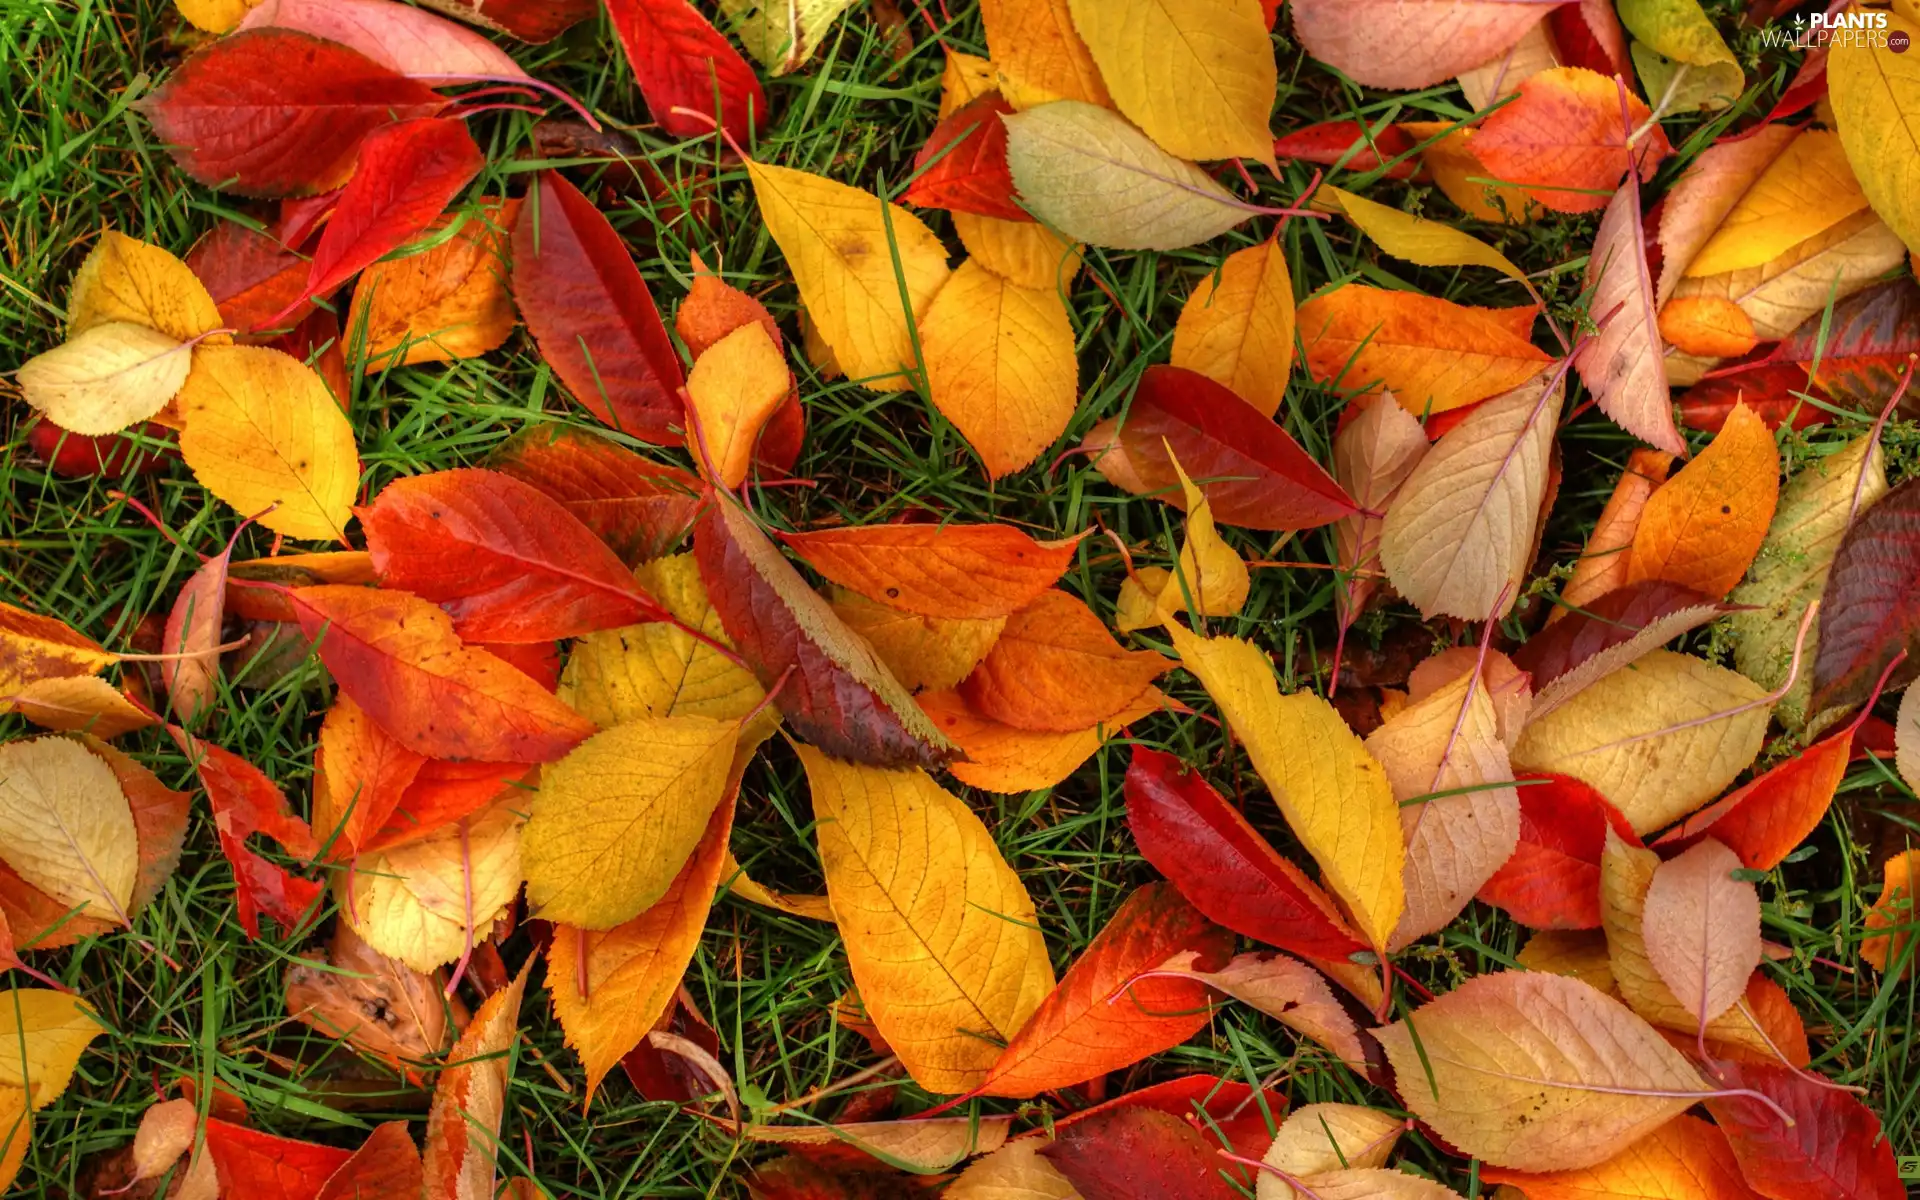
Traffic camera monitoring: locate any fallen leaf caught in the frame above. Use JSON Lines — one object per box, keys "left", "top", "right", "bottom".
{"left": 1297, "top": 285, "right": 1553, "bottom": 416}
{"left": 1558, "top": 449, "right": 1676, "bottom": 614}
{"left": 959, "top": 589, "right": 1169, "bottom": 731}
{"left": 1703, "top": 1058, "right": 1905, "bottom": 1200}
{"left": 125, "top": 1097, "right": 197, "bottom": 1186}
{"left": 17, "top": 323, "right": 193, "bottom": 437}
{"left": 979, "top": 882, "right": 1231, "bottom": 1098}
{"left": 0, "top": 989, "right": 103, "bottom": 1109}
{"left": 1291, "top": 0, "right": 1559, "bottom": 90}
{"left": 350, "top": 199, "right": 518, "bottom": 368}
{"left": 746, "top": 160, "right": 950, "bottom": 392}
{"left": 744, "top": 1115, "right": 1013, "bottom": 1173}
{"left": 163, "top": 527, "right": 248, "bottom": 725}
{"left": 952, "top": 209, "right": 1083, "bottom": 291}
{"left": 511, "top": 171, "right": 687, "bottom": 442}
{"left": 802, "top": 746, "right": 1054, "bottom": 1093}
{"left": 368, "top": 759, "right": 533, "bottom": 854}
{"left": 1655, "top": 713, "right": 1860, "bottom": 870}
{"left": 423, "top": 965, "right": 527, "bottom": 1200}
{"left": 938, "top": 49, "right": 1000, "bottom": 117}
{"left": 187, "top": 219, "right": 312, "bottom": 336}
{"left": 1039, "top": 1107, "right": 1239, "bottom": 1200}
{"left": 1405, "top": 121, "right": 1540, "bottom": 224}
{"left": 1579, "top": 176, "right": 1683, "bottom": 454}
{"left": 917, "top": 688, "right": 1152, "bottom": 793}
{"left": 1003, "top": 101, "right": 1260, "bottom": 251}
{"left": 487, "top": 426, "right": 701, "bottom": 565}
{"left": 313, "top": 695, "right": 427, "bottom": 855}
{"left": 1169, "top": 625, "right": 1405, "bottom": 950}
{"left": 202, "top": 1118, "right": 352, "bottom": 1197}
{"left": 945, "top": 1140, "right": 1078, "bottom": 1200}
{"left": 685, "top": 322, "right": 792, "bottom": 489}
{"left": 1320, "top": 184, "right": 1528, "bottom": 281}
{"left": 522, "top": 716, "right": 739, "bottom": 929}
{"left": 1811, "top": 475, "right": 1920, "bottom": 710}
{"left": 694, "top": 492, "right": 953, "bottom": 766}
{"left": 1863, "top": 849, "right": 1919, "bottom": 975}
{"left": 0, "top": 738, "right": 137, "bottom": 928}
{"left": 1373, "top": 971, "right": 1712, "bottom": 1172}
{"left": 1476, "top": 773, "right": 1638, "bottom": 930}
{"left": 238, "top": 0, "right": 527, "bottom": 77}
{"left": 1627, "top": 402, "right": 1780, "bottom": 598}
{"left": 903, "top": 94, "right": 1027, "bottom": 221}
{"left": 413, "top": 0, "right": 594, "bottom": 41}
{"left": 176, "top": 344, "right": 359, "bottom": 541}
{"left": 1659, "top": 295, "right": 1759, "bottom": 359}
{"left": 1067, "top": 0, "right": 1275, "bottom": 166}
{"left": 1261, "top": 1102, "right": 1403, "bottom": 1180}
{"left": 1516, "top": 581, "right": 1720, "bottom": 709}
{"left": 1767, "top": 276, "right": 1920, "bottom": 409}
{"left": 718, "top": 0, "right": 862, "bottom": 74}
{"left": 978, "top": 0, "right": 1110, "bottom": 109}
{"left": 1517, "top": 927, "right": 1616, "bottom": 995}
{"left": 1829, "top": 6, "right": 1920, "bottom": 258}
{"left": 1157, "top": 949, "right": 1366, "bottom": 1064}
{"left": 920, "top": 258, "right": 1080, "bottom": 478}
{"left": 175, "top": 733, "right": 324, "bottom": 937}
{"left": 788, "top": 523, "right": 1083, "bottom": 625}
{"left": 285, "top": 920, "right": 451, "bottom": 1067}
{"left": 290, "top": 585, "right": 597, "bottom": 762}
{"left": 1472, "top": 67, "right": 1669, "bottom": 214}
{"left": 1686, "top": 132, "right": 1869, "bottom": 279}
{"left": 1641, "top": 838, "right": 1762, "bottom": 1032}
{"left": 316, "top": 1122, "right": 423, "bottom": 1200}
{"left": 1480, "top": 1113, "right": 1755, "bottom": 1200}
{"left": 1116, "top": 452, "right": 1249, "bottom": 630}
{"left": 1671, "top": 208, "right": 1908, "bottom": 343}
{"left": 134, "top": 29, "right": 445, "bottom": 196}
{"left": 1380, "top": 373, "right": 1562, "bottom": 620}
{"left": 6, "top": 677, "right": 153, "bottom": 739}
{"left": 1512, "top": 651, "right": 1770, "bottom": 834}
{"left": 342, "top": 797, "right": 523, "bottom": 971}
{"left": 1332, "top": 398, "right": 1430, "bottom": 625}
{"left": 1656, "top": 124, "right": 1801, "bottom": 304}
{"left": 1050, "top": 1072, "right": 1286, "bottom": 1165}
{"left": 604, "top": 0, "right": 767, "bottom": 146}
{"left": 1455, "top": 18, "right": 1561, "bottom": 110}
{"left": 66, "top": 230, "right": 225, "bottom": 343}
{"left": 1169, "top": 236, "right": 1294, "bottom": 419}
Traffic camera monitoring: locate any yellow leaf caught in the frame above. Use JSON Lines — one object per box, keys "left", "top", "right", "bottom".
{"left": 1512, "top": 651, "right": 1770, "bottom": 834}
{"left": 1559, "top": 449, "right": 1675, "bottom": 618}
{"left": 939, "top": 50, "right": 1000, "bottom": 117}
{"left": 0, "top": 989, "right": 104, "bottom": 1109}
{"left": 1456, "top": 21, "right": 1561, "bottom": 110}
{"left": 1170, "top": 236, "right": 1294, "bottom": 418}
{"left": 548, "top": 797, "right": 733, "bottom": 1100}
{"left": 921, "top": 259, "right": 1079, "bottom": 478}
{"left": 349, "top": 202, "right": 518, "bottom": 369}
{"left": 979, "top": 0, "right": 1110, "bottom": 110}
{"left": 1168, "top": 625, "right": 1404, "bottom": 949}
{"left": 7, "top": 677, "right": 154, "bottom": 740}
{"left": 1686, "top": 132, "right": 1872, "bottom": 277}
{"left": 0, "top": 603, "right": 116, "bottom": 699}
{"left": 717, "top": 0, "right": 861, "bottom": 73}
{"left": 0, "top": 1086, "right": 26, "bottom": 1193}
{"left": 1832, "top": 6, "right": 1920, "bottom": 257}
{"left": 560, "top": 554, "right": 771, "bottom": 734}
{"left": 801, "top": 746, "right": 1055, "bottom": 1093}
{"left": 1403, "top": 122, "right": 1538, "bottom": 226}
{"left": 1320, "top": 185, "right": 1528, "bottom": 282}
{"left": 951, "top": 210, "right": 1083, "bottom": 291}
{"left": 745, "top": 160, "right": 951, "bottom": 392}
{"left": 830, "top": 588, "right": 1005, "bottom": 693}
{"left": 1066, "top": 0, "right": 1276, "bottom": 166}
{"left": 521, "top": 716, "right": 740, "bottom": 929}
{"left": 342, "top": 797, "right": 524, "bottom": 972}
{"left": 685, "top": 322, "right": 791, "bottom": 489}
{"left": 17, "top": 323, "right": 192, "bottom": 436}
{"left": 1656, "top": 124, "right": 1799, "bottom": 302}
{"left": 945, "top": 1139, "right": 1079, "bottom": 1200}
{"left": 0, "top": 737, "right": 136, "bottom": 924}
{"left": 174, "top": 0, "right": 262, "bottom": 32}
{"left": 1671, "top": 208, "right": 1908, "bottom": 340}
{"left": 1264, "top": 1102, "right": 1404, "bottom": 1178}
{"left": 1116, "top": 452, "right": 1248, "bottom": 629}
{"left": 176, "top": 345, "right": 359, "bottom": 541}
{"left": 1296, "top": 284, "right": 1553, "bottom": 415}
{"left": 719, "top": 851, "right": 835, "bottom": 921}
{"left": 1518, "top": 928, "right": 1617, "bottom": 996}
{"left": 1003, "top": 101, "right": 1258, "bottom": 251}
{"left": 66, "top": 231, "right": 224, "bottom": 343}
{"left": 1618, "top": 0, "right": 1744, "bottom": 111}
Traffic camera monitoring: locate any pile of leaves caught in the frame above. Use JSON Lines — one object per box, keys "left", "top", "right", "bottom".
{"left": 4, "top": 0, "right": 1920, "bottom": 1195}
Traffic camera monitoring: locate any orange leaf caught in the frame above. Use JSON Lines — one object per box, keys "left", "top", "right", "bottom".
{"left": 204, "top": 1118, "right": 353, "bottom": 1199}
{"left": 1481, "top": 1113, "right": 1755, "bottom": 1199}
{"left": 916, "top": 688, "right": 1159, "bottom": 793}
{"left": 1297, "top": 284, "right": 1553, "bottom": 415}
{"left": 290, "top": 585, "right": 597, "bottom": 763}
{"left": 978, "top": 882, "right": 1232, "bottom": 1098}
{"left": 1627, "top": 401, "right": 1780, "bottom": 599}
{"left": 1473, "top": 66, "right": 1671, "bottom": 214}
{"left": 780, "top": 524, "right": 1084, "bottom": 619}
{"left": 1655, "top": 720, "right": 1853, "bottom": 870}
{"left": 957, "top": 590, "right": 1170, "bottom": 731}
{"left": 1862, "top": 849, "right": 1920, "bottom": 976}
{"left": 1558, "top": 448, "right": 1675, "bottom": 616}
{"left": 0, "top": 600, "right": 115, "bottom": 697}
{"left": 486, "top": 427, "right": 701, "bottom": 566}
{"left": 423, "top": 963, "right": 528, "bottom": 1200}
{"left": 313, "top": 695, "right": 428, "bottom": 856}
{"left": 1659, "top": 295, "right": 1759, "bottom": 359}
{"left": 316, "top": 1122, "right": 423, "bottom": 1200}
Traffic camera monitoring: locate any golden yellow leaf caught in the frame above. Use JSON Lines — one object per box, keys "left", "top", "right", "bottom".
{"left": 0, "top": 1086, "right": 26, "bottom": 1193}
{"left": 0, "top": 603, "right": 116, "bottom": 700}
{"left": 17, "top": 323, "right": 192, "bottom": 436}
{"left": 1656, "top": 124, "right": 1800, "bottom": 302}
{"left": 945, "top": 1139, "right": 1079, "bottom": 1200}
{"left": 548, "top": 796, "right": 732, "bottom": 1100}
{"left": 684, "top": 322, "right": 791, "bottom": 488}
{"left": 719, "top": 851, "right": 835, "bottom": 922}
{"left": 1169, "top": 625, "right": 1404, "bottom": 949}
{"left": 1518, "top": 928, "right": 1617, "bottom": 996}
{"left": 341, "top": 796, "right": 524, "bottom": 972}
{"left": 1404, "top": 121, "right": 1538, "bottom": 226}
{"left": 0, "top": 989, "right": 104, "bottom": 1109}
{"left": 830, "top": 588, "right": 1005, "bottom": 693}
{"left": 1169, "top": 236, "right": 1294, "bottom": 418}
{"left": 745, "top": 160, "right": 950, "bottom": 392}
{"left": 951, "top": 210, "right": 1083, "bottom": 291}
{"left": 801, "top": 745, "right": 1055, "bottom": 1093}
{"left": 1671, "top": 208, "right": 1908, "bottom": 340}
{"left": 1115, "top": 453, "right": 1247, "bottom": 630}
{"left": 980, "top": 0, "right": 1110, "bottom": 110}
{"left": 1862, "top": 849, "right": 1919, "bottom": 974}
{"left": 350, "top": 203, "right": 517, "bottom": 369}
{"left": 921, "top": 258, "right": 1079, "bottom": 478}
{"left": 1456, "top": 21, "right": 1561, "bottom": 110}
{"left": 1320, "top": 185, "right": 1528, "bottom": 282}
{"left": 1066, "top": 0, "right": 1276, "bottom": 166}
{"left": 7, "top": 677, "right": 154, "bottom": 739}
{"left": 1832, "top": 7, "right": 1920, "bottom": 257}
{"left": 1296, "top": 285, "right": 1553, "bottom": 416}
{"left": 174, "top": 0, "right": 262, "bottom": 32}
{"left": 0, "top": 737, "right": 136, "bottom": 925}
{"left": 1513, "top": 651, "right": 1770, "bottom": 834}
{"left": 176, "top": 344, "right": 359, "bottom": 541}
{"left": 66, "top": 231, "right": 224, "bottom": 343}
{"left": 1686, "top": 131, "right": 1871, "bottom": 277}
{"left": 939, "top": 49, "right": 1000, "bottom": 117}
{"left": 521, "top": 716, "right": 740, "bottom": 930}
{"left": 560, "top": 553, "right": 771, "bottom": 733}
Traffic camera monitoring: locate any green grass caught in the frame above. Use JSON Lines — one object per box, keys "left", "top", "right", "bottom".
{"left": 2, "top": 0, "right": 1918, "bottom": 1195}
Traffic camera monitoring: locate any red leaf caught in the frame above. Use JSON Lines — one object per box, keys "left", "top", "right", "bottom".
{"left": 26, "top": 420, "right": 173, "bottom": 478}
{"left": 316, "top": 1122, "right": 423, "bottom": 1200}
{"left": 1509, "top": 580, "right": 1722, "bottom": 690}
{"left": 204, "top": 1118, "right": 354, "bottom": 1200}
{"left": 366, "top": 759, "right": 534, "bottom": 853}
{"left": 979, "top": 882, "right": 1232, "bottom": 1098}
{"left": 360, "top": 467, "right": 667, "bottom": 642}
{"left": 510, "top": 171, "right": 687, "bottom": 443}
{"left": 1124, "top": 746, "right": 1367, "bottom": 961}
{"left": 902, "top": 94, "right": 1029, "bottom": 221}
{"left": 1548, "top": 0, "right": 1632, "bottom": 78}
{"left": 412, "top": 0, "right": 594, "bottom": 42}
{"left": 1655, "top": 723, "right": 1855, "bottom": 870}
{"left": 292, "top": 117, "right": 483, "bottom": 315}
{"left": 136, "top": 30, "right": 445, "bottom": 197}
{"left": 1118, "top": 366, "right": 1359, "bottom": 531}
{"left": 1039, "top": 1107, "right": 1240, "bottom": 1200}
{"left": 1047, "top": 1074, "right": 1286, "bottom": 1166}
{"left": 176, "top": 734, "right": 322, "bottom": 938}
{"left": 603, "top": 0, "right": 766, "bottom": 146}
{"left": 1766, "top": 277, "right": 1920, "bottom": 410}
{"left": 186, "top": 219, "right": 312, "bottom": 335}
{"left": 620, "top": 995, "right": 722, "bottom": 1102}
{"left": 693, "top": 492, "right": 955, "bottom": 767}
{"left": 1476, "top": 773, "right": 1640, "bottom": 929}
{"left": 269, "top": 306, "right": 350, "bottom": 407}
{"left": 1703, "top": 1059, "right": 1904, "bottom": 1200}
{"left": 1678, "top": 364, "right": 1827, "bottom": 434}
{"left": 289, "top": 585, "right": 596, "bottom": 762}
{"left": 479, "top": 641, "right": 562, "bottom": 691}
{"left": 1271, "top": 120, "right": 1417, "bottom": 180}
{"left": 1811, "top": 476, "right": 1920, "bottom": 709}
{"left": 487, "top": 426, "right": 702, "bottom": 565}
